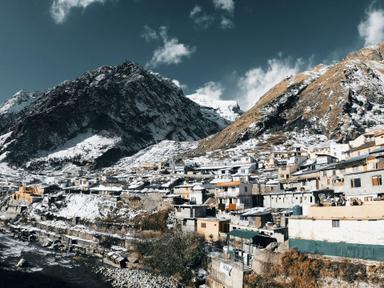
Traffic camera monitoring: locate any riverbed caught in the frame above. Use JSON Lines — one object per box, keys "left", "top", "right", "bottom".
{"left": 0, "top": 232, "right": 111, "bottom": 288}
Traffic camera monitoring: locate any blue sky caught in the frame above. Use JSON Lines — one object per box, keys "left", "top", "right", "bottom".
{"left": 0, "top": 0, "right": 383, "bottom": 110}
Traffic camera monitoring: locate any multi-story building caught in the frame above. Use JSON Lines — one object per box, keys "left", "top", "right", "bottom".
{"left": 173, "top": 204, "right": 207, "bottom": 233}
{"left": 289, "top": 201, "right": 384, "bottom": 261}
{"left": 214, "top": 178, "right": 253, "bottom": 211}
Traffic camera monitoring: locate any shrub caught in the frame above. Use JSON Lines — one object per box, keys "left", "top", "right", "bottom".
{"left": 132, "top": 208, "right": 171, "bottom": 231}
{"left": 138, "top": 231, "right": 205, "bottom": 283}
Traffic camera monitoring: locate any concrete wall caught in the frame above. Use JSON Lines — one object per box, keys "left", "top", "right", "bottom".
{"left": 289, "top": 218, "right": 384, "bottom": 245}
{"left": 207, "top": 256, "right": 244, "bottom": 288}
{"left": 252, "top": 249, "right": 281, "bottom": 275}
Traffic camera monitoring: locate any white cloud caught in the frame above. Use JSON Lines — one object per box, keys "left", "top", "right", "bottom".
{"left": 189, "top": 5, "right": 215, "bottom": 29}
{"left": 195, "top": 81, "right": 223, "bottom": 100}
{"left": 213, "top": 0, "right": 235, "bottom": 13}
{"left": 220, "top": 16, "right": 233, "bottom": 29}
{"left": 50, "top": 0, "right": 107, "bottom": 24}
{"left": 358, "top": 9, "right": 384, "bottom": 46}
{"left": 190, "top": 5, "right": 202, "bottom": 17}
{"left": 141, "top": 25, "right": 159, "bottom": 42}
{"left": 189, "top": 1, "right": 235, "bottom": 30}
{"left": 238, "top": 58, "right": 303, "bottom": 110}
{"left": 145, "top": 26, "right": 196, "bottom": 68}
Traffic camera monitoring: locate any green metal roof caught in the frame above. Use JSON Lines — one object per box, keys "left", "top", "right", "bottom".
{"left": 228, "top": 229, "right": 259, "bottom": 239}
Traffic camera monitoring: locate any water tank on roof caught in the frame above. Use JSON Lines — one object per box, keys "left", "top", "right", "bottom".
{"left": 292, "top": 205, "right": 303, "bottom": 216}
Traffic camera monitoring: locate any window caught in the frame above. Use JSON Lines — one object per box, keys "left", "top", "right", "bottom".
{"left": 201, "top": 223, "right": 206, "bottom": 228}
{"left": 350, "top": 178, "right": 361, "bottom": 188}
{"left": 372, "top": 175, "right": 383, "bottom": 186}
{"left": 332, "top": 220, "right": 340, "bottom": 228}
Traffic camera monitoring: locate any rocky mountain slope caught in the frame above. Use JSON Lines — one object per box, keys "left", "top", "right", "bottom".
{"left": 201, "top": 44, "right": 384, "bottom": 150}
{"left": 0, "top": 62, "right": 227, "bottom": 168}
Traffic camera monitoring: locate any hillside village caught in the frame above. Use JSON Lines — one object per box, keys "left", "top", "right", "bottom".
{"left": 1, "top": 128, "right": 384, "bottom": 287}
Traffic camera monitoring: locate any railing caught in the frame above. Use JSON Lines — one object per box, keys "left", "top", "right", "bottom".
{"left": 215, "top": 191, "right": 240, "bottom": 198}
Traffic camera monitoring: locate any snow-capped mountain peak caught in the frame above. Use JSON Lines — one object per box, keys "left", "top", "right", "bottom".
{"left": 0, "top": 90, "right": 41, "bottom": 116}
{"left": 187, "top": 93, "right": 243, "bottom": 122}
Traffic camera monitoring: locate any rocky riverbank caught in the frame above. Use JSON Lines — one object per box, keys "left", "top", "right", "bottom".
{"left": 95, "top": 266, "right": 181, "bottom": 288}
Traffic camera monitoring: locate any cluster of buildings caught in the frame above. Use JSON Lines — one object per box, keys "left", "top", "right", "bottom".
{"left": 4, "top": 129, "right": 384, "bottom": 287}
{"left": 167, "top": 129, "right": 384, "bottom": 287}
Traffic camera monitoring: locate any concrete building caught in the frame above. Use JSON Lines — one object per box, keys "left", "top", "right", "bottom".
{"left": 329, "top": 141, "right": 350, "bottom": 160}
{"left": 174, "top": 204, "right": 207, "bottom": 233}
{"left": 196, "top": 218, "right": 230, "bottom": 241}
{"left": 263, "top": 190, "right": 317, "bottom": 209}
{"left": 12, "top": 185, "right": 45, "bottom": 204}
{"left": 349, "top": 129, "right": 384, "bottom": 158}
{"left": 214, "top": 179, "right": 253, "bottom": 211}
{"left": 343, "top": 169, "right": 384, "bottom": 201}
{"left": 289, "top": 201, "right": 384, "bottom": 261}
{"left": 283, "top": 169, "right": 320, "bottom": 192}
{"left": 173, "top": 183, "right": 195, "bottom": 201}
{"left": 335, "top": 149, "right": 384, "bottom": 201}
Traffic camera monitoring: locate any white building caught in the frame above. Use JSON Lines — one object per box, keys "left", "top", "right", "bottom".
{"left": 289, "top": 201, "right": 384, "bottom": 261}
{"left": 263, "top": 191, "right": 316, "bottom": 209}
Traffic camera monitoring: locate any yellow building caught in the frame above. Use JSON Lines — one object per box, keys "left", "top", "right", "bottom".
{"left": 13, "top": 185, "right": 44, "bottom": 204}
{"left": 196, "top": 218, "right": 230, "bottom": 242}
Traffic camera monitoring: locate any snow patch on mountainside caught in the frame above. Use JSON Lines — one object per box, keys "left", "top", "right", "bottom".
{"left": 0, "top": 132, "right": 12, "bottom": 146}
{"left": 187, "top": 93, "right": 242, "bottom": 122}
{"left": 27, "top": 133, "right": 121, "bottom": 167}
{"left": 0, "top": 90, "right": 40, "bottom": 115}
{"left": 51, "top": 194, "right": 139, "bottom": 221}
{"left": 108, "top": 140, "right": 198, "bottom": 172}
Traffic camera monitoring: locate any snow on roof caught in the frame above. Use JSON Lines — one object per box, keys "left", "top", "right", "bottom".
{"left": 192, "top": 184, "right": 205, "bottom": 190}
{"left": 241, "top": 207, "right": 271, "bottom": 216}
{"left": 209, "top": 178, "right": 232, "bottom": 184}
{"left": 89, "top": 185, "right": 122, "bottom": 192}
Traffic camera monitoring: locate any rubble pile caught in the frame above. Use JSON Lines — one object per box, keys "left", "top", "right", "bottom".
{"left": 96, "top": 266, "right": 180, "bottom": 288}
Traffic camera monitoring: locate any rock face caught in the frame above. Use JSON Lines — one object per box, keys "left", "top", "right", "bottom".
{"left": 201, "top": 44, "right": 384, "bottom": 150}
{"left": 0, "top": 61, "right": 227, "bottom": 168}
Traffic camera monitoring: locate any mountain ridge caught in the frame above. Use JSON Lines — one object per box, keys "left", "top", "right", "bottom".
{"left": 200, "top": 44, "right": 384, "bottom": 151}
{"left": 0, "top": 61, "right": 227, "bottom": 169}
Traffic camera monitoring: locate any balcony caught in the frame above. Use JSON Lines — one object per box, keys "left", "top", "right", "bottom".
{"left": 215, "top": 191, "right": 240, "bottom": 198}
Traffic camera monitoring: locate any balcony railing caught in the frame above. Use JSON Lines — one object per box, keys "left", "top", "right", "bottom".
{"left": 215, "top": 191, "right": 240, "bottom": 198}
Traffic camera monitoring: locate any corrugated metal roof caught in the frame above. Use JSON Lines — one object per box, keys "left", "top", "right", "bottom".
{"left": 228, "top": 229, "right": 259, "bottom": 239}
